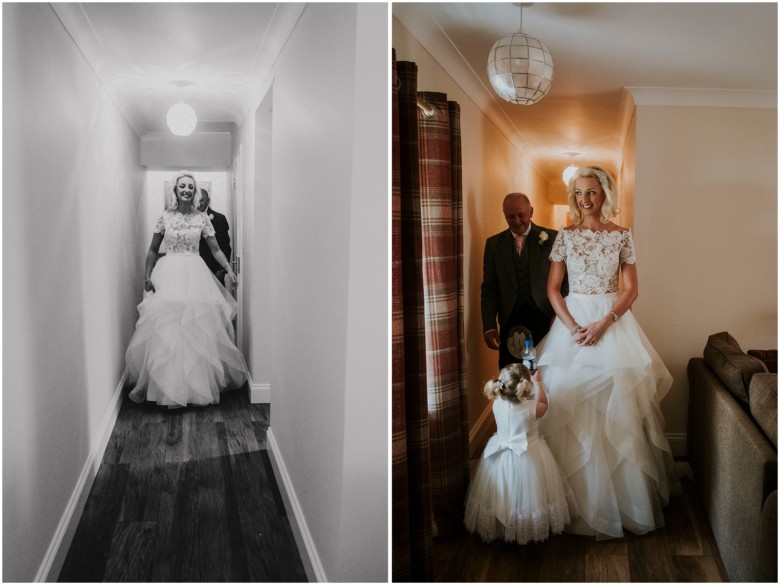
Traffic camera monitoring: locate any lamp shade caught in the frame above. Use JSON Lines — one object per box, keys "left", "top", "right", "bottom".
{"left": 166, "top": 102, "right": 197, "bottom": 136}
{"left": 487, "top": 32, "right": 554, "bottom": 105}
{"left": 562, "top": 165, "right": 578, "bottom": 185}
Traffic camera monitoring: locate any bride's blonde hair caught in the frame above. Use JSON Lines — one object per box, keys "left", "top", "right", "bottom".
{"left": 483, "top": 363, "right": 533, "bottom": 402}
{"left": 167, "top": 171, "right": 201, "bottom": 210}
{"left": 566, "top": 166, "right": 619, "bottom": 225}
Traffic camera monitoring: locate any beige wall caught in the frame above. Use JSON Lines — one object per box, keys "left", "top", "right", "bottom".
{"left": 394, "top": 18, "right": 556, "bottom": 434}
{"left": 618, "top": 109, "right": 637, "bottom": 229}
{"left": 633, "top": 105, "right": 777, "bottom": 443}
{"left": 3, "top": 4, "right": 145, "bottom": 581}
{"left": 236, "top": 4, "right": 388, "bottom": 581}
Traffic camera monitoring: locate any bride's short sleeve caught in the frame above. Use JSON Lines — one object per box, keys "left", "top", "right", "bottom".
{"left": 154, "top": 214, "right": 166, "bottom": 234}
{"left": 620, "top": 230, "right": 637, "bottom": 265}
{"left": 201, "top": 214, "right": 216, "bottom": 238}
{"left": 549, "top": 230, "right": 567, "bottom": 262}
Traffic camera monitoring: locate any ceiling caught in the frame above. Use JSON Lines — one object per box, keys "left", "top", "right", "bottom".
{"left": 393, "top": 2, "right": 777, "bottom": 183}
{"left": 52, "top": 3, "right": 305, "bottom": 135}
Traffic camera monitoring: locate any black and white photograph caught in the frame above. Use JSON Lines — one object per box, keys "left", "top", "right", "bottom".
{"left": 4, "top": 2, "right": 388, "bottom": 582}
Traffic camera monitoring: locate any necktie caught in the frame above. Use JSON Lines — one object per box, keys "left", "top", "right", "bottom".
{"left": 515, "top": 234, "right": 525, "bottom": 256}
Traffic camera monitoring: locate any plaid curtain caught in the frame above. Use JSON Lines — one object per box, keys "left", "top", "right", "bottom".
{"left": 392, "top": 53, "right": 467, "bottom": 582}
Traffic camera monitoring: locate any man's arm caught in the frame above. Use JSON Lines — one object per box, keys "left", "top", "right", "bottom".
{"left": 214, "top": 214, "right": 232, "bottom": 262}
{"left": 481, "top": 236, "right": 501, "bottom": 350}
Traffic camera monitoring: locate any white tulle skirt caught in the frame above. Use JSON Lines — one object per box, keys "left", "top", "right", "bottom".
{"left": 536, "top": 292, "right": 673, "bottom": 539}
{"left": 125, "top": 253, "right": 248, "bottom": 408}
{"left": 464, "top": 433, "right": 580, "bottom": 544}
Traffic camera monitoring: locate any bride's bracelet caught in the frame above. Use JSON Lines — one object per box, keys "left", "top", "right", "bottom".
{"left": 570, "top": 324, "right": 582, "bottom": 336}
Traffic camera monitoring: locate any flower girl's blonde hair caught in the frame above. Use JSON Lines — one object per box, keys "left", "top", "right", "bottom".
{"left": 483, "top": 363, "right": 533, "bottom": 402}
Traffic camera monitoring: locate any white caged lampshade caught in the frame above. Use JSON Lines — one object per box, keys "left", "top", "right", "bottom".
{"left": 167, "top": 101, "right": 197, "bottom": 136}
{"left": 487, "top": 31, "right": 554, "bottom": 105}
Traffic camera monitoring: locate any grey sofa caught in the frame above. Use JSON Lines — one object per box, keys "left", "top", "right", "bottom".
{"left": 687, "top": 331, "right": 777, "bottom": 582}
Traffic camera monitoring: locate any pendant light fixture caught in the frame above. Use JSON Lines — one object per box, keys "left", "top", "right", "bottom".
{"left": 562, "top": 152, "right": 579, "bottom": 185}
{"left": 487, "top": 3, "right": 554, "bottom": 105}
{"left": 167, "top": 81, "right": 197, "bottom": 136}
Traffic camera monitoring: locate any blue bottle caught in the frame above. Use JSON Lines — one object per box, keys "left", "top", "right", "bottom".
{"left": 521, "top": 338, "right": 537, "bottom": 371}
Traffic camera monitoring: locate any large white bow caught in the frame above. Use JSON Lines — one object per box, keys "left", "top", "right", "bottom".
{"left": 482, "top": 432, "right": 529, "bottom": 458}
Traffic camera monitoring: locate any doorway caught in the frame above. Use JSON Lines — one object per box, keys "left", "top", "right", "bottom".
{"left": 239, "top": 86, "right": 273, "bottom": 404}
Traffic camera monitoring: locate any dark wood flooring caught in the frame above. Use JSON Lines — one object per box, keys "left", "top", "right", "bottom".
{"left": 58, "top": 387, "right": 307, "bottom": 582}
{"left": 432, "top": 457, "right": 730, "bottom": 582}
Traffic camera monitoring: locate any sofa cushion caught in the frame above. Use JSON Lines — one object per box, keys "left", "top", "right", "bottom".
{"left": 748, "top": 349, "right": 778, "bottom": 374}
{"left": 749, "top": 373, "right": 778, "bottom": 448}
{"left": 703, "top": 331, "right": 768, "bottom": 404}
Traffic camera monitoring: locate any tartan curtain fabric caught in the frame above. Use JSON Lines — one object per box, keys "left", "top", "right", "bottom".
{"left": 417, "top": 91, "right": 469, "bottom": 537}
{"left": 392, "top": 53, "right": 468, "bottom": 582}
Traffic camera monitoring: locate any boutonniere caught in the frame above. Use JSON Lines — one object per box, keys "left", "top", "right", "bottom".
{"left": 538, "top": 231, "right": 549, "bottom": 246}
{"left": 208, "top": 213, "right": 214, "bottom": 221}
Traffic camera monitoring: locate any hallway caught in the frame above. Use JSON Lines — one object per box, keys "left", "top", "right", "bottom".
{"left": 57, "top": 388, "right": 306, "bottom": 582}
{"left": 4, "top": 3, "right": 388, "bottom": 582}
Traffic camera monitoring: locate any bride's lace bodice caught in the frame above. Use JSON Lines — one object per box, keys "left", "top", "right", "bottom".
{"left": 154, "top": 210, "right": 215, "bottom": 255}
{"left": 550, "top": 228, "right": 636, "bottom": 294}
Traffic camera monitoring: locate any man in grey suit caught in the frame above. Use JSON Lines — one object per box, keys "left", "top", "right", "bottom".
{"left": 481, "top": 192, "right": 566, "bottom": 368}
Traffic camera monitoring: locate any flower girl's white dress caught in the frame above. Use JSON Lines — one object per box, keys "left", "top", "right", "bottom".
{"left": 125, "top": 211, "right": 247, "bottom": 407}
{"left": 464, "top": 396, "right": 578, "bottom": 544}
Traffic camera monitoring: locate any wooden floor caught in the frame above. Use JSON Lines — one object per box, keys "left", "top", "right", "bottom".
{"left": 58, "top": 387, "right": 307, "bottom": 583}
{"left": 432, "top": 460, "right": 730, "bottom": 582}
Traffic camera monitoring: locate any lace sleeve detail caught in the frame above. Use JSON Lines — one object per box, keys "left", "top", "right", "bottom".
{"left": 202, "top": 214, "right": 216, "bottom": 238}
{"left": 549, "top": 229, "right": 566, "bottom": 262}
{"left": 154, "top": 214, "right": 166, "bottom": 234}
{"left": 620, "top": 230, "right": 637, "bottom": 265}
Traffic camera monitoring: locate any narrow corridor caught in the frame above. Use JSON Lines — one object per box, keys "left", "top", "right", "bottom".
{"left": 58, "top": 388, "right": 307, "bottom": 582}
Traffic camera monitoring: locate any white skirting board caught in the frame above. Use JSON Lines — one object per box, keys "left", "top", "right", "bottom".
{"left": 249, "top": 380, "right": 270, "bottom": 404}
{"left": 666, "top": 433, "right": 687, "bottom": 458}
{"left": 266, "top": 428, "right": 326, "bottom": 582}
{"left": 471, "top": 404, "right": 689, "bottom": 458}
{"left": 36, "top": 371, "right": 126, "bottom": 582}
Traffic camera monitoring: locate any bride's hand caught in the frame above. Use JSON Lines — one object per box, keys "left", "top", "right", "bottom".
{"left": 573, "top": 328, "right": 588, "bottom": 345}
{"left": 577, "top": 320, "right": 609, "bottom": 346}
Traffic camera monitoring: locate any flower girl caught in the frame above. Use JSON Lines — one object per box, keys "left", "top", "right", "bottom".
{"left": 464, "top": 363, "right": 578, "bottom": 544}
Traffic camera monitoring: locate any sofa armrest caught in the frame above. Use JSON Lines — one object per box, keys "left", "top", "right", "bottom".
{"left": 687, "top": 358, "right": 778, "bottom": 583}
{"left": 758, "top": 490, "right": 777, "bottom": 582}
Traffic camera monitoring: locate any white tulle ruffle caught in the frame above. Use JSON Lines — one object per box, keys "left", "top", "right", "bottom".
{"left": 536, "top": 292, "right": 673, "bottom": 539}
{"left": 125, "top": 253, "right": 247, "bottom": 408}
{"left": 464, "top": 427, "right": 579, "bottom": 544}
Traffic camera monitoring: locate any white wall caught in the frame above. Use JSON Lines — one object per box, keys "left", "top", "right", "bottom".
{"left": 393, "top": 18, "right": 553, "bottom": 435}
{"left": 632, "top": 105, "right": 777, "bottom": 442}
{"left": 235, "top": 3, "right": 388, "bottom": 581}
{"left": 2, "top": 4, "right": 145, "bottom": 581}
{"left": 140, "top": 130, "right": 232, "bottom": 168}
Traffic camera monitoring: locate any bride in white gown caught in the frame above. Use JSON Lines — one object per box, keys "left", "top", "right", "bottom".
{"left": 125, "top": 171, "right": 248, "bottom": 407}
{"left": 536, "top": 166, "right": 673, "bottom": 539}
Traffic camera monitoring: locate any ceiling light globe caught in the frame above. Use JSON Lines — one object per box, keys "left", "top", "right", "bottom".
{"left": 167, "top": 103, "right": 197, "bottom": 136}
{"left": 487, "top": 32, "right": 554, "bottom": 105}
{"left": 562, "top": 165, "right": 578, "bottom": 185}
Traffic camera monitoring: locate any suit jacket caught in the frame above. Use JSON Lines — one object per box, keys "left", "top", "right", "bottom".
{"left": 481, "top": 222, "right": 566, "bottom": 333}
{"left": 199, "top": 208, "right": 232, "bottom": 275}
